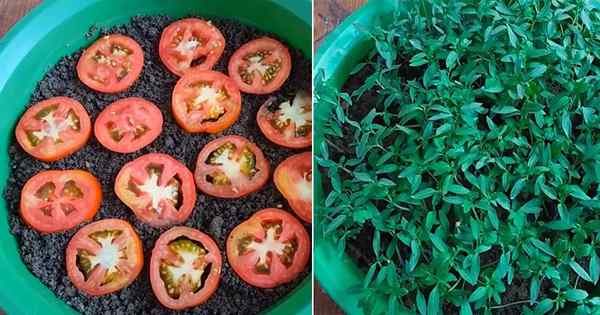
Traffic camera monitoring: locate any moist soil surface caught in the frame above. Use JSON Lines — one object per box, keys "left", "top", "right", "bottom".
{"left": 4, "top": 15, "right": 310, "bottom": 315}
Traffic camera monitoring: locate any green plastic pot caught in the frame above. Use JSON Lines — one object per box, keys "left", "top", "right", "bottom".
{"left": 313, "top": 1, "right": 399, "bottom": 314}
{"left": 0, "top": 1, "right": 310, "bottom": 314}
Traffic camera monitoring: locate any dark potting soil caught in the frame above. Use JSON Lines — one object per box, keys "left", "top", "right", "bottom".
{"left": 3, "top": 15, "right": 311, "bottom": 315}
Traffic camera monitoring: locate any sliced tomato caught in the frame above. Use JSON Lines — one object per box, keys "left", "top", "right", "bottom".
{"left": 172, "top": 70, "right": 241, "bottom": 133}
{"left": 66, "top": 219, "right": 143, "bottom": 296}
{"left": 76, "top": 34, "right": 144, "bottom": 93}
{"left": 15, "top": 97, "right": 91, "bottom": 162}
{"left": 150, "top": 226, "right": 222, "bottom": 310}
{"left": 20, "top": 170, "right": 101, "bottom": 233}
{"left": 227, "top": 37, "right": 291, "bottom": 94}
{"left": 115, "top": 153, "right": 196, "bottom": 227}
{"left": 274, "top": 152, "right": 312, "bottom": 223}
{"left": 159, "top": 18, "right": 225, "bottom": 76}
{"left": 94, "top": 97, "right": 163, "bottom": 153}
{"left": 257, "top": 91, "right": 312, "bottom": 148}
{"left": 226, "top": 208, "right": 310, "bottom": 288}
{"left": 194, "top": 135, "right": 269, "bottom": 198}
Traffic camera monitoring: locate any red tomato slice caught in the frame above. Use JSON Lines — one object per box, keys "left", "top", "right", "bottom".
{"left": 76, "top": 34, "right": 144, "bottom": 93}
{"left": 150, "top": 226, "right": 222, "bottom": 310}
{"left": 172, "top": 70, "right": 241, "bottom": 133}
{"left": 159, "top": 18, "right": 225, "bottom": 76}
{"left": 94, "top": 97, "right": 163, "bottom": 153}
{"left": 20, "top": 170, "right": 101, "bottom": 233}
{"left": 15, "top": 97, "right": 91, "bottom": 162}
{"left": 226, "top": 208, "right": 310, "bottom": 288}
{"left": 115, "top": 153, "right": 197, "bottom": 227}
{"left": 66, "top": 219, "right": 143, "bottom": 296}
{"left": 257, "top": 91, "right": 312, "bottom": 148}
{"left": 227, "top": 37, "right": 291, "bottom": 94}
{"left": 274, "top": 152, "right": 312, "bottom": 223}
{"left": 194, "top": 135, "right": 269, "bottom": 198}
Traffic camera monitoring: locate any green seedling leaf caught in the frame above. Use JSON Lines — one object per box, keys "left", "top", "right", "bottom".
{"left": 569, "top": 261, "right": 593, "bottom": 282}
{"left": 565, "top": 289, "right": 588, "bottom": 301}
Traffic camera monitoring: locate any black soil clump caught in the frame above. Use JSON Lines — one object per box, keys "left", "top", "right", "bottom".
{"left": 4, "top": 15, "right": 310, "bottom": 315}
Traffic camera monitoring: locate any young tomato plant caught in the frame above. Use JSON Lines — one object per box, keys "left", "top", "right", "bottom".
{"left": 316, "top": 0, "right": 600, "bottom": 314}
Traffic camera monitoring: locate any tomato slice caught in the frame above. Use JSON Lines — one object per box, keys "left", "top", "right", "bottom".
{"left": 15, "top": 97, "right": 91, "bottom": 162}
{"left": 150, "top": 226, "right": 222, "bottom": 310}
{"left": 94, "top": 97, "right": 163, "bottom": 153}
{"left": 194, "top": 135, "right": 269, "bottom": 198}
{"left": 227, "top": 37, "right": 292, "bottom": 94}
{"left": 20, "top": 170, "right": 101, "bottom": 233}
{"left": 76, "top": 34, "right": 144, "bottom": 93}
{"left": 159, "top": 18, "right": 225, "bottom": 76}
{"left": 66, "top": 219, "right": 143, "bottom": 296}
{"left": 257, "top": 91, "right": 312, "bottom": 148}
{"left": 226, "top": 208, "right": 310, "bottom": 288}
{"left": 172, "top": 70, "right": 241, "bottom": 133}
{"left": 274, "top": 152, "right": 312, "bottom": 223}
{"left": 115, "top": 153, "right": 197, "bottom": 227}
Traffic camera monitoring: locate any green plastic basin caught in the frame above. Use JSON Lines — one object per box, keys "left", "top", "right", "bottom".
{"left": 313, "top": 1, "right": 398, "bottom": 314}
{"left": 0, "top": 1, "right": 310, "bottom": 314}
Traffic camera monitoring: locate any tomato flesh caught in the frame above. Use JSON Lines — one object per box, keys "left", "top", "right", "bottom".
{"left": 66, "top": 219, "right": 143, "bottom": 296}
{"left": 228, "top": 37, "right": 292, "bottom": 94}
{"left": 159, "top": 18, "right": 225, "bottom": 76}
{"left": 274, "top": 152, "right": 312, "bottom": 223}
{"left": 194, "top": 136, "right": 270, "bottom": 198}
{"left": 20, "top": 170, "right": 101, "bottom": 233}
{"left": 172, "top": 70, "right": 241, "bottom": 133}
{"left": 76, "top": 34, "right": 144, "bottom": 93}
{"left": 15, "top": 97, "right": 91, "bottom": 162}
{"left": 257, "top": 90, "right": 312, "bottom": 148}
{"left": 94, "top": 97, "right": 163, "bottom": 153}
{"left": 115, "top": 153, "right": 197, "bottom": 227}
{"left": 226, "top": 208, "right": 310, "bottom": 288}
{"left": 150, "top": 227, "right": 222, "bottom": 310}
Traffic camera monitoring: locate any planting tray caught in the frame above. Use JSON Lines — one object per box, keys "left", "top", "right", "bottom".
{"left": 0, "top": 1, "right": 311, "bottom": 314}
{"left": 313, "top": 0, "right": 399, "bottom": 314}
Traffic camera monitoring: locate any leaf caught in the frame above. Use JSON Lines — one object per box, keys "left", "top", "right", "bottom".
{"left": 534, "top": 299, "right": 553, "bottom": 314}
{"left": 565, "top": 289, "right": 588, "bottom": 301}
{"left": 325, "top": 215, "right": 346, "bottom": 234}
{"left": 488, "top": 207, "right": 499, "bottom": 230}
{"left": 414, "top": 188, "right": 437, "bottom": 200}
{"left": 446, "top": 51, "right": 458, "bottom": 70}
{"left": 408, "top": 240, "right": 421, "bottom": 272}
{"left": 591, "top": 252, "right": 600, "bottom": 284}
{"left": 528, "top": 64, "right": 548, "bottom": 78}
{"left": 427, "top": 286, "right": 440, "bottom": 315}
{"left": 569, "top": 261, "right": 593, "bottom": 282}
{"left": 373, "top": 230, "right": 381, "bottom": 255}
{"left": 530, "top": 276, "right": 540, "bottom": 302}
{"left": 483, "top": 77, "right": 504, "bottom": 93}
{"left": 410, "top": 52, "right": 428, "bottom": 67}
{"left": 448, "top": 184, "right": 470, "bottom": 195}
{"left": 430, "top": 234, "right": 448, "bottom": 253}
{"left": 562, "top": 112, "right": 572, "bottom": 138}
{"left": 417, "top": 290, "right": 427, "bottom": 315}
{"left": 492, "top": 106, "right": 518, "bottom": 114}
{"left": 469, "top": 287, "right": 487, "bottom": 302}
{"left": 363, "top": 263, "right": 377, "bottom": 288}
{"left": 354, "top": 172, "right": 373, "bottom": 182}
{"left": 568, "top": 185, "right": 591, "bottom": 200}
{"left": 530, "top": 239, "right": 555, "bottom": 257}
{"left": 518, "top": 199, "right": 541, "bottom": 214}
{"left": 460, "top": 302, "right": 473, "bottom": 315}
{"left": 506, "top": 24, "right": 518, "bottom": 47}
{"left": 510, "top": 179, "right": 526, "bottom": 199}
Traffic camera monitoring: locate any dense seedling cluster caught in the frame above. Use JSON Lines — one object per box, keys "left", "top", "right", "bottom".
{"left": 316, "top": 0, "right": 600, "bottom": 314}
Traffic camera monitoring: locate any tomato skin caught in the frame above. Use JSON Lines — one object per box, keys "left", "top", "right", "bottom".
{"left": 256, "top": 92, "right": 312, "bottom": 149}
{"left": 159, "top": 18, "right": 225, "bottom": 76}
{"left": 20, "top": 170, "right": 101, "bottom": 233}
{"left": 194, "top": 135, "right": 270, "bottom": 198}
{"left": 226, "top": 208, "right": 310, "bottom": 288}
{"left": 94, "top": 97, "right": 163, "bottom": 153}
{"left": 228, "top": 37, "right": 292, "bottom": 94}
{"left": 66, "top": 219, "right": 143, "bottom": 296}
{"left": 171, "top": 70, "right": 241, "bottom": 133}
{"left": 274, "top": 152, "right": 312, "bottom": 223}
{"left": 115, "top": 153, "right": 197, "bottom": 227}
{"left": 76, "top": 34, "right": 144, "bottom": 93}
{"left": 15, "top": 96, "right": 91, "bottom": 162}
{"left": 150, "top": 226, "right": 222, "bottom": 310}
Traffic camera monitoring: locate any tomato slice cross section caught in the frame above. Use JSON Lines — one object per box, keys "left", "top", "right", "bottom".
{"left": 194, "top": 135, "right": 269, "bottom": 198}
{"left": 115, "top": 153, "right": 197, "bottom": 227}
{"left": 226, "top": 208, "right": 310, "bottom": 288}
{"left": 172, "top": 70, "right": 241, "bottom": 133}
{"left": 150, "top": 226, "right": 222, "bottom": 310}
{"left": 94, "top": 97, "right": 163, "bottom": 153}
{"left": 228, "top": 37, "right": 291, "bottom": 94}
{"left": 76, "top": 34, "right": 144, "bottom": 93}
{"left": 159, "top": 18, "right": 225, "bottom": 76}
{"left": 274, "top": 152, "right": 312, "bottom": 223}
{"left": 257, "top": 90, "right": 312, "bottom": 148}
{"left": 66, "top": 219, "right": 143, "bottom": 296}
{"left": 15, "top": 96, "right": 91, "bottom": 162}
{"left": 20, "top": 170, "right": 101, "bottom": 233}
